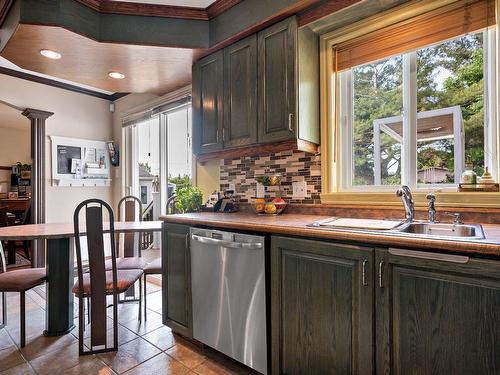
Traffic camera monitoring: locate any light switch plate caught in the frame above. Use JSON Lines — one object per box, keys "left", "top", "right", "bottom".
{"left": 292, "top": 181, "right": 307, "bottom": 198}
{"left": 256, "top": 183, "right": 265, "bottom": 198}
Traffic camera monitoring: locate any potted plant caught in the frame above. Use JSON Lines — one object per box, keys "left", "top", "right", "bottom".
{"left": 175, "top": 186, "right": 203, "bottom": 213}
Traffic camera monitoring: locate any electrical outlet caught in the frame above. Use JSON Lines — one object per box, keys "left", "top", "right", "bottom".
{"left": 229, "top": 183, "right": 236, "bottom": 192}
{"left": 256, "top": 183, "right": 265, "bottom": 198}
{"left": 292, "top": 181, "right": 307, "bottom": 198}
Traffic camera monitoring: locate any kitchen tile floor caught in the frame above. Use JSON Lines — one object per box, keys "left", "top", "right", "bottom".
{"left": 0, "top": 283, "right": 256, "bottom": 374}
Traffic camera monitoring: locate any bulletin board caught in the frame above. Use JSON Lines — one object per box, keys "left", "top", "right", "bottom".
{"left": 50, "top": 136, "right": 112, "bottom": 187}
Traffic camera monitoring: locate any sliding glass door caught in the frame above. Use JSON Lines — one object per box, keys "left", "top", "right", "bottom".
{"left": 123, "top": 103, "right": 192, "bottom": 218}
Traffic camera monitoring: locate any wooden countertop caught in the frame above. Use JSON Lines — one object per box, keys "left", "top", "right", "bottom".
{"left": 160, "top": 212, "right": 500, "bottom": 257}
{"left": 0, "top": 221, "right": 162, "bottom": 240}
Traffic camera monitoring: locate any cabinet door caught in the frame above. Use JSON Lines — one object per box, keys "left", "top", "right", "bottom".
{"left": 223, "top": 34, "right": 258, "bottom": 148}
{"left": 271, "top": 236, "right": 374, "bottom": 375}
{"left": 192, "top": 51, "right": 224, "bottom": 154}
{"left": 162, "top": 223, "right": 192, "bottom": 338}
{"left": 257, "top": 17, "right": 297, "bottom": 143}
{"left": 376, "top": 248, "right": 500, "bottom": 375}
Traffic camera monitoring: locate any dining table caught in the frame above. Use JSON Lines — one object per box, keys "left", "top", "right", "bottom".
{"left": 0, "top": 220, "right": 163, "bottom": 337}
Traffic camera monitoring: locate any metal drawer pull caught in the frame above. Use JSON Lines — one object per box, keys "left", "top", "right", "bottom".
{"left": 362, "top": 259, "right": 368, "bottom": 286}
{"left": 288, "top": 113, "right": 293, "bottom": 131}
{"left": 191, "top": 234, "right": 263, "bottom": 249}
{"left": 388, "top": 248, "right": 469, "bottom": 264}
{"left": 378, "top": 261, "right": 384, "bottom": 288}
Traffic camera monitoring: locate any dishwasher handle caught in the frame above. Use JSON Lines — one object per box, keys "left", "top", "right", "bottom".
{"left": 191, "top": 234, "right": 263, "bottom": 249}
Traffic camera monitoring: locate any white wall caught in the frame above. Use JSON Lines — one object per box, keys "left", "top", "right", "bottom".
{"left": 0, "top": 73, "right": 113, "bottom": 223}
{"left": 0, "top": 127, "right": 30, "bottom": 166}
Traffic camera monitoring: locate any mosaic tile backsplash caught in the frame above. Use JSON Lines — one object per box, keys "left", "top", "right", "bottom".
{"left": 219, "top": 149, "right": 322, "bottom": 204}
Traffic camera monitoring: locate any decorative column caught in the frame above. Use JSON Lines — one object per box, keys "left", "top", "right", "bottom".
{"left": 22, "top": 108, "right": 54, "bottom": 267}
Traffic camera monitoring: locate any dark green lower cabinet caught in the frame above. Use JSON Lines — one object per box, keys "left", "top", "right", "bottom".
{"left": 376, "top": 248, "right": 500, "bottom": 375}
{"left": 271, "top": 236, "right": 374, "bottom": 375}
{"left": 162, "top": 223, "right": 192, "bottom": 338}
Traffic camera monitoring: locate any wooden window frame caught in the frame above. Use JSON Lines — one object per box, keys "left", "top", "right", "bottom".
{"left": 319, "top": 0, "right": 500, "bottom": 208}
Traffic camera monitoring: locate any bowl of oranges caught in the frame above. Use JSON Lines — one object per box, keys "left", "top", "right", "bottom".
{"left": 255, "top": 198, "right": 287, "bottom": 215}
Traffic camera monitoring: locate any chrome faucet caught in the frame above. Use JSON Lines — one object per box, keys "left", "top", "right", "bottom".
{"left": 396, "top": 185, "right": 414, "bottom": 222}
{"left": 426, "top": 193, "right": 437, "bottom": 223}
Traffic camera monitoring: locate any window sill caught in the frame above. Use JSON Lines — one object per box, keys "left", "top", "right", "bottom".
{"left": 320, "top": 191, "right": 500, "bottom": 209}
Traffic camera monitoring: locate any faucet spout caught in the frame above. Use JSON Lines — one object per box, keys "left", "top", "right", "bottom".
{"left": 396, "top": 185, "right": 414, "bottom": 222}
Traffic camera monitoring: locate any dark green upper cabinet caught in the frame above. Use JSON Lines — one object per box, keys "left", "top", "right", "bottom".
{"left": 271, "top": 236, "right": 374, "bottom": 375}
{"left": 257, "top": 17, "right": 297, "bottom": 143}
{"left": 223, "top": 35, "right": 258, "bottom": 148}
{"left": 193, "top": 16, "right": 319, "bottom": 156}
{"left": 192, "top": 50, "right": 224, "bottom": 154}
{"left": 162, "top": 223, "right": 192, "bottom": 338}
{"left": 376, "top": 248, "right": 500, "bottom": 375}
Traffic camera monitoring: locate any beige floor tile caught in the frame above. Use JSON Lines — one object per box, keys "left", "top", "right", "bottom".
{"left": 145, "top": 291, "right": 162, "bottom": 312}
{"left": 119, "top": 310, "right": 163, "bottom": 335}
{"left": 64, "top": 357, "right": 116, "bottom": 375}
{"left": 29, "top": 342, "right": 97, "bottom": 375}
{"left": 141, "top": 326, "right": 177, "bottom": 351}
{"left": 166, "top": 342, "right": 206, "bottom": 369}
{"left": 108, "top": 303, "right": 142, "bottom": 321}
{"left": 98, "top": 337, "right": 162, "bottom": 374}
{"left": 0, "top": 330, "right": 14, "bottom": 351}
{"left": 0, "top": 362, "right": 35, "bottom": 375}
{"left": 0, "top": 345, "right": 26, "bottom": 372}
{"left": 123, "top": 352, "right": 189, "bottom": 375}
{"left": 84, "top": 325, "right": 139, "bottom": 348}
{"left": 20, "top": 332, "right": 77, "bottom": 361}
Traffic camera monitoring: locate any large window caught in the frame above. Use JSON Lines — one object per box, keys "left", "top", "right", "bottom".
{"left": 332, "top": 0, "right": 496, "bottom": 191}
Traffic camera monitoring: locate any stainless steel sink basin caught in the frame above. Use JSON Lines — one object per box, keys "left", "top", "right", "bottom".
{"left": 396, "top": 222, "right": 485, "bottom": 240}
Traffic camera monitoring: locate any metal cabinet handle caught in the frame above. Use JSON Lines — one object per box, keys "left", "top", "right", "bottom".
{"left": 388, "top": 248, "right": 469, "bottom": 264}
{"left": 222, "top": 128, "right": 226, "bottom": 142}
{"left": 378, "top": 261, "right": 384, "bottom": 288}
{"left": 288, "top": 113, "right": 294, "bottom": 132}
{"left": 216, "top": 129, "right": 220, "bottom": 142}
{"left": 362, "top": 259, "right": 368, "bottom": 286}
{"left": 185, "top": 233, "right": 189, "bottom": 248}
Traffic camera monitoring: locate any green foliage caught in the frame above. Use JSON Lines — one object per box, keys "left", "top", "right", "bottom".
{"left": 169, "top": 174, "right": 192, "bottom": 191}
{"left": 139, "top": 162, "right": 151, "bottom": 173}
{"left": 175, "top": 186, "right": 203, "bottom": 213}
{"left": 351, "top": 32, "right": 485, "bottom": 185}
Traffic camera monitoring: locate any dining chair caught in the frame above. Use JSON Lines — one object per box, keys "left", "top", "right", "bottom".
{"left": 73, "top": 199, "right": 143, "bottom": 355}
{"left": 0, "top": 240, "right": 46, "bottom": 347}
{"left": 107, "top": 196, "right": 147, "bottom": 272}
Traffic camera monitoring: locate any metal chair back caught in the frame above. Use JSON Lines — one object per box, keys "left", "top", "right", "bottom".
{"left": 117, "top": 196, "right": 142, "bottom": 257}
{"left": 73, "top": 199, "right": 118, "bottom": 354}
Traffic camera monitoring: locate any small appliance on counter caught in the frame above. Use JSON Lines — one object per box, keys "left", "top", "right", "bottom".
{"left": 213, "top": 190, "right": 239, "bottom": 213}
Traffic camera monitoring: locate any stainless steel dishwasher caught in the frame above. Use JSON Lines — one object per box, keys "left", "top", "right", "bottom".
{"left": 190, "top": 228, "right": 267, "bottom": 374}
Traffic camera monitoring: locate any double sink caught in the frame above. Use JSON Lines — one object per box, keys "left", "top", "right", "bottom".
{"left": 310, "top": 186, "right": 485, "bottom": 241}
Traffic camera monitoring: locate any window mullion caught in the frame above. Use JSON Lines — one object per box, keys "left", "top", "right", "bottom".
{"left": 340, "top": 71, "right": 353, "bottom": 190}
{"left": 402, "top": 52, "right": 417, "bottom": 188}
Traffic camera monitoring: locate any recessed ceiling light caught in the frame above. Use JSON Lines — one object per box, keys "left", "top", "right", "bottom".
{"left": 40, "top": 49, "right": 62, "bottom": 60}
{"left": 108, "top": 71, "right": 125, "bottom": 80}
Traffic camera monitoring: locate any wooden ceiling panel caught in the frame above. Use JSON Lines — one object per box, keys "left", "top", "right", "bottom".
{"left": 1, "top": 24, "right": 202, "bottom": 94}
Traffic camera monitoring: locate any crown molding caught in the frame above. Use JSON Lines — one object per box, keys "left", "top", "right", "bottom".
{"left": 75, "top": 0, "right": 241, "bottom": 20}
{"left": 0, "top": 66, "right": 128, "bottom": 101}
{"left": 206, "top": 0, "right": 241, "bottom": 18}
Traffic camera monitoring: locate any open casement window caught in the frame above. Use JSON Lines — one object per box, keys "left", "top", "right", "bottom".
{"left": 334, "top": 0, "right": 496, "bottom": 191}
